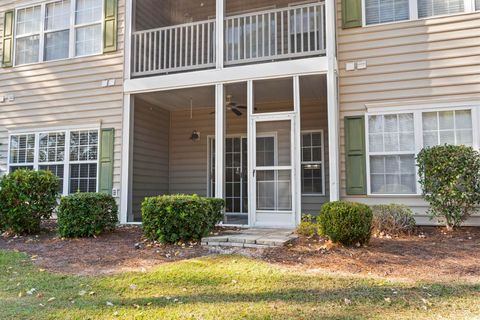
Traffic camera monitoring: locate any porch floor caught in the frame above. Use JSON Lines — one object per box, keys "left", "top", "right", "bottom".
{"left": 201, "top": 229, "right": 298, "bottom": 249}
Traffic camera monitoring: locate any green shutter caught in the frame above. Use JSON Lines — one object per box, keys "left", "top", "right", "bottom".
{"left": 2, "top": 10, "right": 14, "bottom": 67}
{"left": 99, "top": 128, "right": 115, "bottom": 194}
{"left": 342, "top": 0, "right": 362, "bottom": 29}
{"left": 345, "top": 116, "right": 367, "bottom": 195}
{"left": 103, "top": 0, "right": 118, "bottom": 52}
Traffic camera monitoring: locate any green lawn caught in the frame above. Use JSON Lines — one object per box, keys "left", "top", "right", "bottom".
{"left": 1, "top": 250, "right": 479, "bottom": 320}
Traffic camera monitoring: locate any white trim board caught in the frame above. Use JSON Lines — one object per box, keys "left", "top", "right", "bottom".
{"left": 124, "top": 57, "right": 329, "bottom": 94}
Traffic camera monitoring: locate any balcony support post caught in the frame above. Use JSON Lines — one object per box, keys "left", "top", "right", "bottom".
{"left": 325, "top": 0, "right": 340, "bottom": 201}
{"left": 216, "top": 0, "right": 225, "bottom": 69}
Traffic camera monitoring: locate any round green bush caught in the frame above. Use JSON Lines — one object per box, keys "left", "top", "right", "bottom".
{"left": 318, "top": 201, "right": 372, "bottom": 246}
{"left": 142, "top": 194, "right": 225, "bottom": 243}
{"left": 371, "top": 204, "right": 416, "bottom": 236}
{"left": 57, "top": 193, "right": 118, "bottom": 238}
{"left": 417, "top": 145, "right": 480, "bottom": 230}
{"left": 0, "top": 169, "right": 59, "bottom": 235}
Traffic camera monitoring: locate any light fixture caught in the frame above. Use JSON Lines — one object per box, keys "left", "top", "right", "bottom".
{"left": 190, "top": 130, "right": 200, "bottom": 142}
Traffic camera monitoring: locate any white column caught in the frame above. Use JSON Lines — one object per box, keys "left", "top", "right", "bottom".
{"left": 120, "top": 94, "right": 133, "bottom": 223}
{"left": 124, "top": 0, "right": 133, "bottom": 80}
{"left": 247, "top": 80, "right": 254, "bottom": 226}
{"left": 215, "top": 84, "right": 225, "bottom": 200}
{"left": 293, "top": 76, "right": 302, "bottom": 225}
{"left": 325, "top": 0, "right": 340, "bottom": 201}
{"left": 215, "top": 0, "right": 225, "bottom": 69}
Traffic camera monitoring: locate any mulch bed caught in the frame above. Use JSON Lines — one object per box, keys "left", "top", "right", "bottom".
{"left": 1, "top": 222, "right": 479, "bottom": 282}
{"left": 0, "top": 221, "right": 209, "bottom": 276}
{"left": 264, "top": 227, "right": 480, "bottom": 282}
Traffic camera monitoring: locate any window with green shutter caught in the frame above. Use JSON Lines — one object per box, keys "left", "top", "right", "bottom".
{"left": 2, "top": 10, "right": 14, "bottom": 67}
{"left": 345, "top": 116, "right": 367, "bottom": 195}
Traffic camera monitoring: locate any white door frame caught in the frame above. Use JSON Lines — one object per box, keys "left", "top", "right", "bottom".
{"left": 247, "top": 77, "right": 301, "bottom": 228}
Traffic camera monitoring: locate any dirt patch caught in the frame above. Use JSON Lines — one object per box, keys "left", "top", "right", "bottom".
{"left": 0, "top": 222, "right": 209, "bottom": 276}
{"left": 263, "top": 227, "right": 480, "bottom": 282}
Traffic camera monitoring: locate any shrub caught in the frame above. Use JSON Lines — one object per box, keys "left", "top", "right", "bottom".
{"left": 417, "top": 145, "right": 480, "bottom": 230}
{"left": 371, "top": 204, "right": 416, "bottom": 236}
{"left": 142, "top": 194, "right": 225, "bottom": 243}
{"left": 318, "top": 201, "right": 372, "bottom": 246}
{"left": 0, "top": 170, "right": 59, "bottom": 235}
{"left": 57, "top": 193, "right": 118, "bottom": 238}
{"left": 296, "top": 214, "right": 318, "bottom": 237}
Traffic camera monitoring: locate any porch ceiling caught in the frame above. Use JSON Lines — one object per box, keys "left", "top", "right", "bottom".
{"left": 135, "top": 75, "right": 326, "bottom": 111}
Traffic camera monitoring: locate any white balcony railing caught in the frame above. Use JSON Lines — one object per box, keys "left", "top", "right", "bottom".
{"left": 132, "top": 19, "right": 216, "bottom": 76}
{"left": 131, "top": 2, "right": 325, "bottom": 77}
{"left": 225, "top": 2, "right": 325, "bottom": 66}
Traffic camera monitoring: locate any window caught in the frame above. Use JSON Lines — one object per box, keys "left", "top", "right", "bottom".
{"left": 9, "top": 134, "right": 36, "bottom": 171}
{"left": 365, "top": 0, "right": 410, "bottom": 25}
{"left": 7, "top": 129, "right": 99, "bottom": 195}
{"left": 69, "top": 130, "right": 99, "bottom": 193}
{"left": 44, "top": 0, "right": 71, "bottom": 61}
{"left": 477, "top": 0, "right": 480, "bottom": 10}
{"left": 418, "top": 0, "right": 464, "bottom": 18}
{"left": 75, "top": 0, "right": 103, "bottom": 56}
{"left": 368, "top": 113, "right": 417, "bottom": 194}
{"left": 256, "top": 137, "right": 275, "bottom": 167}
{"left": 14, "top": 0, "right": 103, "bottom": 66}
{"left": 366, "top": 108, "right": 475, "bottom": 195}
{"left": 38, "top": 132, "right": 66, "bottom": 192}
{"left": 15, "top": 6, "right": 41, "bottom": 65}
{"left": 301, "top": 131, "right": 324, "bottom": 194}
{"left": 422, "top": 110, "right": 472, "bottom": 147}
{"left": 364, "top": 0, "right": 475, "bottom": 25}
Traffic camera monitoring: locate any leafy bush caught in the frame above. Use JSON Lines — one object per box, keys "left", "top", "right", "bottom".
{"left": 417, "top": 145, "right": 480, "bottom": 230}
{"left": 318, "top": 201, "right": 372, "bottom": 246}
{"left": 296, "top": 214, "right": 318, "bottom": 237}
{"left": 142, "top": 194, "right": 225, "bottom": 243}
{"left": 371, "top": 204, "right": 416, "bottom": 236}
{"left": 57, "top": 193, "right": 118, "bottom": 238}
{"left": 0, "top": 170, "right": 59, "bottom": 235}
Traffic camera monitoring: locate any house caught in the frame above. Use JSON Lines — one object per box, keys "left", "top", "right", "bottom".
{"left": 0, "top": 0, "right": 479, "bottom": 228}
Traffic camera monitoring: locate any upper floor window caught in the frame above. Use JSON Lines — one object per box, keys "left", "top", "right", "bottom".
{"left": 14, "top": 0, "right": 103, "bottom": 66}
{"left": 365, "top": 0, "right": 410, "bottom": 25}
{"left": 365, "top": 0, "right": 478, "bottom": 25}
{"left": 418, "top": 0, "right": 464, "bottom": 18}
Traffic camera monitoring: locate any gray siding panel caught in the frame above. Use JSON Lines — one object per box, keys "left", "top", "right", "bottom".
{"left": 131, "top": 99, "right": 170, "bottom": 221}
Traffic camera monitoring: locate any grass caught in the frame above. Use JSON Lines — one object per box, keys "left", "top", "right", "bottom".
{"left": 1, "top": 250, "right": 479, "bottom": 320}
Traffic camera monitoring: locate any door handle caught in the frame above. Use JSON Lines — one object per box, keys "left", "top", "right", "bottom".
{"left": 253, "top": 169, "right": 256, "bottom": 177}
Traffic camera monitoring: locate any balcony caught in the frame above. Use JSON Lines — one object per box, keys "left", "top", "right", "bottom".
{"left": 131, "top": 1, "right": 326, "bottom": 78}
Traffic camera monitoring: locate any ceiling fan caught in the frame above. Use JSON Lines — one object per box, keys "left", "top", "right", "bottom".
{"left": 210, "top": 95, "right": 248, "bottom": 117}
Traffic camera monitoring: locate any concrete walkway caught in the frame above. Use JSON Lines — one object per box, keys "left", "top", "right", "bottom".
{"left": 201, "top": 229, "right": 298, "bottom": 249}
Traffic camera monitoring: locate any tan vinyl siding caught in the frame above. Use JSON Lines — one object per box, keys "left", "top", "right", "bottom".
{"left": 0, "top": 0, "right": 125, "bottom": 205}
{"left": 337, "top": 3, "right": 480, "bottom": 225}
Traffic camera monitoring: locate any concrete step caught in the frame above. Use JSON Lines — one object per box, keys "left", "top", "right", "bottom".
{"left": 201, "top": 229, "right": 298, "bottom": 249}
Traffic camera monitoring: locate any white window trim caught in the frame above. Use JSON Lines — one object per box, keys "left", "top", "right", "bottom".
{"left": 362, "top": 0, "right": 478, "bottom": 27}
{"left": 7, "top": 127, "right": 100, "bottom": 196}
{"left": 301, "top": 129, "right": 325, "bottom": 196}
{"left": 365, "top": 104, "right": 479, "bottom": 196}
{"left": 13, "top": 0, "right": 105, "bottom": 67}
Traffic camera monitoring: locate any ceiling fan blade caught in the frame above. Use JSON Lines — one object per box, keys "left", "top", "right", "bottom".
{"left": 232, "top": 108, "right": 243, "bottom": 116}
